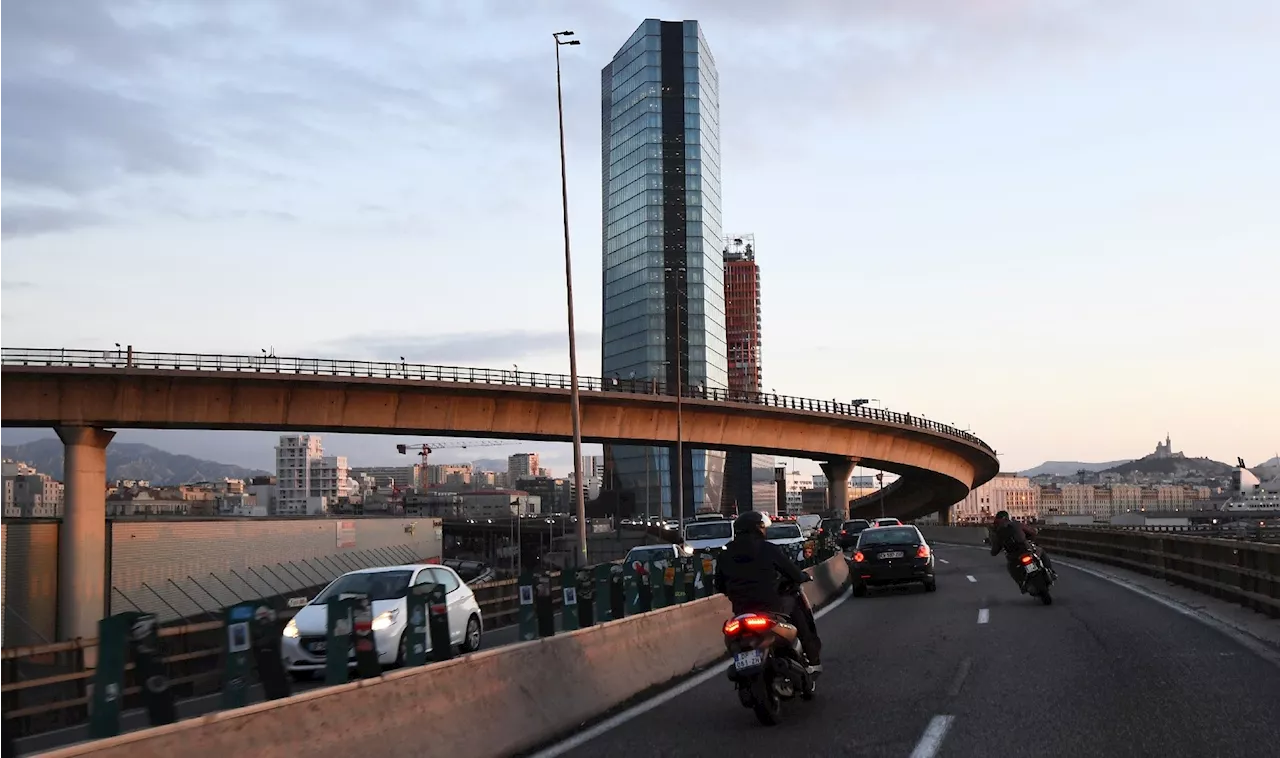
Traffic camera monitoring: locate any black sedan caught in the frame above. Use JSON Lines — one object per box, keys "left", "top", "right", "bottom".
{"left": 849, "top": 525, "right": 936, "bottom": 596}
{"left": 836, "top": 518, "right": 872, "bottom": 549}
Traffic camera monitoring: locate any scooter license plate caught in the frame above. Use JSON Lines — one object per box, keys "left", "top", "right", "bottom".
{"left": 1025, "top": 563, "right": 1040, "bottom": 573}
{"left": 734, "top": 649, "right": 765, "bottom": 670}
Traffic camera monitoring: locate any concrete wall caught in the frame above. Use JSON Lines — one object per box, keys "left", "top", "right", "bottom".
{"left": 109, "top": 518, "right": 444, "bottom": 623}
{"left": 1, "top": 521, "right": 60, "bottom": 646}
{"left": 41, "top": 554, "right": 850, "bottom": 758}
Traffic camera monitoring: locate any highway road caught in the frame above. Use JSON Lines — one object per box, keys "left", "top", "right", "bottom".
{"left": 542, "top": 542, "right": 1280, "bottom": 758}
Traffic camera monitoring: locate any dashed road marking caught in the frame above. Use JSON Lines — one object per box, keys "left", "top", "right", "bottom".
{"left": 977, "top": 608, "right": 990, "bottom": 624}
{"left": 966, "top": 575, "right": 977, "bottom": 583}
{"left": 909, "top": 715, "right": 956, "bottom": 758}
{"left": 939, "top": 558, "right": 950, "bottom": 564}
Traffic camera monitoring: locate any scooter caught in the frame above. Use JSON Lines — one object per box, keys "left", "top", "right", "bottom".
{"left": 721, "top": 577, "right": 816, "bottom": 725}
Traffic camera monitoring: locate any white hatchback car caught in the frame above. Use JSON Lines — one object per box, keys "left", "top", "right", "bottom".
{"left": 281, "top": 564, "right": 483, "bottom": 679}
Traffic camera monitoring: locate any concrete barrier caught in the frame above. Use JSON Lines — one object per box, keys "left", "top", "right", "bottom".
{"left": 41, "top": 555, "right": 850, "bottom": 758}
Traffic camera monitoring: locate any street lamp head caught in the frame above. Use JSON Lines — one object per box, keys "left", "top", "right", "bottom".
{"left": 566, "top": 40, "right": 581, "bottom": 45}
{"left": 555, "top": 30, "right": 575, "bottom": 36}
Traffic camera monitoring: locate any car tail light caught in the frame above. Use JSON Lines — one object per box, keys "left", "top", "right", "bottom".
{"left": 853, "top": 551, "right": 866, "bottom": 563}
{"left": 840, "top": 530, "right": 848, "bottom": 536}
{"left": 916, "top": 545, "right": 930, "bottom": 558}
{"left": 1019, "top": 553, "right": 1033, "bottom": 565}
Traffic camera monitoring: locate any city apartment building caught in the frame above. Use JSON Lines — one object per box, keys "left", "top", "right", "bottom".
{"left": 275, "top": 434, "right": 351, "bottom": 515}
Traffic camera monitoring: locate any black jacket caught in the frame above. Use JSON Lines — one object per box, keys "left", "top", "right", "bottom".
{"left": 990, "top": 520, "right": 1038, "bottom": 561}
{"left": 714, "top": 532, "right": 810, "bottom": 615}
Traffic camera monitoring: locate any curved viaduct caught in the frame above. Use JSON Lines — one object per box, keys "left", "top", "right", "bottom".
{"left": 1, "top": 348, "right": 998, "bottom": 637}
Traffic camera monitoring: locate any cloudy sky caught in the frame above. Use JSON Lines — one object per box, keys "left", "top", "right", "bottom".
{"left": 2, "top": 0, "right": 1277, "bottom": 475}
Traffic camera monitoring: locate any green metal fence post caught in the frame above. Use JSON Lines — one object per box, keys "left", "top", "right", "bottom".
{"left": 405, "top": 583, "right": 430, "bottom": 667}
{"left": 561, "top": 570, "right": 581, "bottom": 632}
{"left": 325, "top": 596, "right": 355, "bottom": 686}
{"left": 222, "top": 602, "right": 256, "bottom": 710}
{"left": 88, "top": 613, "right": 132, "bottom": 738}
{"left": 517, "top": 570, "right": 537, "bottom": 641}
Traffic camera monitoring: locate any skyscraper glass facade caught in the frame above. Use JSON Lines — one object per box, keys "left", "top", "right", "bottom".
{"left": 601, "top": 19, "right": 726, "bottom": 518}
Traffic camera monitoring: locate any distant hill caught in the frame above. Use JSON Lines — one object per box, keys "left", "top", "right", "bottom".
{"left": 1, "top": 438, "right": 269, "bottom": 484}
{"left": 1101, "top": 456, "right": 1234, "bottom": 478}
{"left": 1020, "top": 460, "right": 1133, "bottom": 478}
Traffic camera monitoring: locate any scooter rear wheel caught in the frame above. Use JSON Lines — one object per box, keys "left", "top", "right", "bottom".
{"left": 751, "top": 678, "right": 782, "bottom": 726}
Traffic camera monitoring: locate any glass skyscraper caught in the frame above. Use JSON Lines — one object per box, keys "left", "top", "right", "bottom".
{"left": 601, "top": 19, "right": 726, "bottom": 518}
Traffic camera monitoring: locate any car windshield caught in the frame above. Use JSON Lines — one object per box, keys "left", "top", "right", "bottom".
{"left": 685, "top": 522, "right": 732, "bottom": 540}
{"left": 843, "top": 520, "right": 870, "bottom": 532}
{"left": 312, "top": 570, "right": 413, "bottom": 604}
{"left": 858, "top": 527, "right": 919, "bottom": 547}
{"left": 765, "top": 524, "right": 802, "bottom": 540}
{"left": 626, "top": 547, "right": 671, "bottom": 564}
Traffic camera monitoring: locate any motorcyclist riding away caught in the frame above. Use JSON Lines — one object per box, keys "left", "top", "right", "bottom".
{"left": 714, "top": 510, "right": 823, "bottom": 674}
{"left": 989, "top": 510, "right": 1057, "bottom": 588}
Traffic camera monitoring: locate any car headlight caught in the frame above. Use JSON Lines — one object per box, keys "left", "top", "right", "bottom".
{"left": 371, "top": 609, "right": 399, "bottom": 631}
{"left": 283, "top": 618, "right": 299, "bottom": 638}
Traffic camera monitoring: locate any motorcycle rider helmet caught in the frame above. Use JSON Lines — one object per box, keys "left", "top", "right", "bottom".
{"left": 994, "top": 510, "right": 1010, "bottom": 522}
{"left": 733, "top": 509, "right": 772, "bottom": 535}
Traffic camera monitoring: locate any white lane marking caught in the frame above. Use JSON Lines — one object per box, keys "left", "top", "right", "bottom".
{"left": 965, "top": 574, "right": 976, "bottom": 583}
{"left": 977, "top": 608, "right": 990, "bottom": 624}
{"left": 1054, "top": 558, "right": 1280, "bottom": 669}
{"left": 930, "top": 543, "right": 1280, "bottom": 669}
{"left": 909, "top": 715, "right": 956, "bottom": 758}
{"left": 527, "top": 586, "right": 853, "bottom": 758}
{"left": 947, "top": 657, "right": 972, "bottom": 698}
{"left": 939, "top": 558, "right": 950, "bottom": 564}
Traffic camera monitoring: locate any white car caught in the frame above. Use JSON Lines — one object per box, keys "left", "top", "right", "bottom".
{"left": 281, "top": 564, "right": 483, "bottom": 680}
{"left": 871, "top": 517, "right": 903, "bottom": 528}
{"left": 683, "top": 518, "right": 734, "bottom": 552}
{"left": 765, "top": 522, "right": 808, "bottom": 562}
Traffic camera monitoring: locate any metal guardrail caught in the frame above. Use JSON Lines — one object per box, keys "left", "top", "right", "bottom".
{"left": 0, "top": 347, "right": 993, "bottom": 453}
{"left": 1035, "top": 527, "right": 1280, "bottom": 618}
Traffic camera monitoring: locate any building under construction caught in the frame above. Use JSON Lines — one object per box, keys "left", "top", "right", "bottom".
{"left": 721, "top": 233, "right": 777, "bottom": 515}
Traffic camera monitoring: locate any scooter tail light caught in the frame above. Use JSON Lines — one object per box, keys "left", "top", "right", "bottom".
{"left": 1020, "top": 553, "right": 1033, "bottom": 565}
{"left": 742, "top": 615, "right": 774, "bottom": 632}
{"left": 723, "top": 619, "right": 741, "bottom": 636}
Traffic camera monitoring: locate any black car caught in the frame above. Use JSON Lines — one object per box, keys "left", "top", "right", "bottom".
{"left": 849, "top": 525, "right": 936, "bottom": 596}
{"left": 836, "top": 519, "right": 872, "bottom": 549}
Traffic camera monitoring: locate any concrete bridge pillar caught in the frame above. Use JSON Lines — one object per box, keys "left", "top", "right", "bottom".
{"left": 938, "top": 505, "right": 952, "bottom": 526}
{"left": 820, "top": 458, "right": 858, "bottom": 519}
{"left": 56, "top": 426, "right": 114, "bottom": 642}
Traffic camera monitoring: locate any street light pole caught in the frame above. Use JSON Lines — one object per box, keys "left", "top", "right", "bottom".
{"left": 553, "top": 30, "right": 587, "bottom": 567}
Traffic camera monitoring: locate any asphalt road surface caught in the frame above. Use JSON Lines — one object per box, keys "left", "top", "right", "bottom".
{"left": 546, "top": 543, "right": 1280, "bottom": 758}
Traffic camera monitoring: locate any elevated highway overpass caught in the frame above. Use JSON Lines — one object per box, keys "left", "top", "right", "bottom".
{"left": 1, "top": 347, "right": 999, "bottom": 639}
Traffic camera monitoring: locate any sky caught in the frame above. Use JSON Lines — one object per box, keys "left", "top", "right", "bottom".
{"left": 2, "top": 0, "right": 1278, "bottom": 477}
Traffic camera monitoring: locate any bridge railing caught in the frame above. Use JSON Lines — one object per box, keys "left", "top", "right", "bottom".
{"left": 1034, "top": 527, "right": 1280, "bottom": 618}
{"left": 1, "top": 347, "right": 994, "bottom": 453}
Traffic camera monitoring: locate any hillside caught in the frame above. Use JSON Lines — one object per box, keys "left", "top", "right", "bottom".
{"left": 1, "top": 438, "right": 269, "bottom": 484}
{"left": 1101, "top": 456, "right": 1234, "bottom": 478}
{"left": 1020, "top": 460, "right": 1133, "bottom": 478}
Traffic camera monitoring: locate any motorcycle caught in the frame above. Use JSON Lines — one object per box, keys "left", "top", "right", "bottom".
{"left": 1016, "top": 542, "right": 1057, "bottom": 605}
{"left": 721, "top": 578, "right": 816, "bottom": 725}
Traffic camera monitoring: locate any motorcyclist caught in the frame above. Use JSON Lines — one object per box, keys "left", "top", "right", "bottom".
{"left": 989, "top": 510, "right": 1056, "bottom": 587}
{"left": 714, "top": 510, "right": 823, "bottom": 674}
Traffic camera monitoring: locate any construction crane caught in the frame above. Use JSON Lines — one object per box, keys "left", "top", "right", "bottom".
{"left": 395, "top": 439, "right": 519, "bottom": 490}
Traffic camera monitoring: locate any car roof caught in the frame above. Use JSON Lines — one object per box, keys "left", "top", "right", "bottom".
{"left": 343, "top": 564, "right": 450, "bottom": 575}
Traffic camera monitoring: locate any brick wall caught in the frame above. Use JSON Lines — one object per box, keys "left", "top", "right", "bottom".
{"left": 1, "top": 522, "right": 60, "bottom": 646}
{"left": 108, "top": 518, "right": 443, "bottom": 623}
